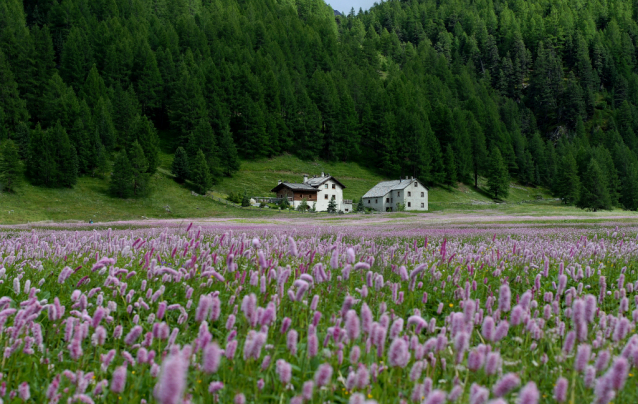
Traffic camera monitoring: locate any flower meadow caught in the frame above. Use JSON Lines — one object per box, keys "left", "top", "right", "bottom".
{"left": 2, "top": 222, "right": 638, "bottom": 404}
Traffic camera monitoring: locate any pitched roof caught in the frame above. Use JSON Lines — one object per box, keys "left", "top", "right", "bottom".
{"left": 305, "top": 176, "right": 346, "bottom": 189}
{"left": 362, "top": 179, "right": 424, "bottom": 198}
{"left": 271, "top": 182, "right": 319, "bottom": 193}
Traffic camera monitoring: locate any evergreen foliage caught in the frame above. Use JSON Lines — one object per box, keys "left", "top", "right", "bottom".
{"left": 557, "top": 154, "right": 581, "bottom": 205}
{"left": 2, "top": 0, "right": 638, "bottom": 211}
{"left": 109, "top": 152, "right": 134, "bottom": 199}
{"left": 0, "top": 139, "right": 21, "bottom": 192}
{"left": 578, "top": 159, "right": 612, "bottom": 211}
{"left": 487, "top": 148, "right": 509, "bottom": 200}
{"left": 327, "top": 199, "right": 337, "bottom": 213}
{"left": 171, "top": 147, "right": 190, "bottom": 184}
{"left": 190, "top": 149, "right": 212, "bottom": 195}
{"left": 129, "top": 141, "right": 150, "bottom": 196}
{"left": 297, "top": 199, "right": 309, "bottom": 212}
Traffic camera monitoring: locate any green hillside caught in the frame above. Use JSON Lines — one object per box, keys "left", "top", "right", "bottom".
{"left": 210, "top": 154, "right": 386, "bottom": 200}
{"left": 0, "top": 153, "right": 568, "bottom": 225}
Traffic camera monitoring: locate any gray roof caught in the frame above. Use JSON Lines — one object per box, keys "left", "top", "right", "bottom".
{"left": 305, "top": 177, "right": 328, "bottom": 187}
{"left": 305, "top": 175, "right": 346, "bottom": 189}
{"left": 271, "top": 182, "right": 318, "bottom": 193}
{"left": 362, "top": 180, "right": 417, "bottom": 198}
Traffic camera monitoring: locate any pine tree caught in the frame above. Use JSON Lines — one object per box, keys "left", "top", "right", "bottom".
{"left": 60, "top": 27, "right": 93, "bottom": 92}
{"left": 578, "top": 158, "right": 612, "bottom": 211}
{"left": 109, "top": 151, "right": 134, "bottom": 198}
{"left": 50, "top": 121, "right": 78, "bottom": 188}
{"left": 94, "top": 97, "right": 116, "bottom": 151}
{"left": 0, "top": 48, "right": 29, "bottom": 129}
{"left": 487, "top": 147, "right": 509, "bottom": 199}
{"left": 170, "top": 67, "right": 207, "bottom": 144}
{"left": 0, "top": 139, "right": 21, "bottom": 192}
{"left": 80, "top": 65, "right": 107, "bottom": 110}
{"left": 135, "top": 44, "right": 163, "bottom": 115}
{"left": 327, "top": 198, "right": 337, "bottom": 213}
{"left": 469, "top": 116, "right": 487, "bottom": 187}
{"left": 218, "top": 125, "right": 240, "bottom": 176}
{"left": 27, "top": 124, "right": 56, "bottom": 186}
{"left": 130, "top": 115, "right": 160, "bottom": 174}
{"left": 557, "top": 154, "right": 580, "bottom": 205}
{"left": 187, "top": 119, "right": 222, "bottom": 181}
{"left": 12, "top": 122, "right": 29, "bottom": 160}
{"left": 444, "top": 144, "right": 457, "bottom": 186}
{"left": 620, "top": 163, "right": 638, "bottom": 210}
{"left": 171, "top": 146, "right": 189, "bottom": 183}
{"left": 93, "top": 142, "right": 110, "bottom": 178}
{"left": 129, "top": 141, "right": 150, "bottom": 196}
{"left": 190, "top": 149, "right": 211, "bottom": 195}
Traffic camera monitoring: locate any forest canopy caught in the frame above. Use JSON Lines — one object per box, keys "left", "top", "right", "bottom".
{"left": 2, "top": 0, "right": 638, "bottom": 208}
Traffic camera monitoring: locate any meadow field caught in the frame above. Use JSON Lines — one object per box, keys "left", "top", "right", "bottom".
{"left": 1, "top": 216, "right": 638, "bottom": 403}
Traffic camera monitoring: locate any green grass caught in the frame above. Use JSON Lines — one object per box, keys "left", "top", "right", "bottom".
{"left": 3, "top": 151, "right": 635, "bottom": 225}
{"left": 209, "top": 153, "right": 388, "bottom": 200}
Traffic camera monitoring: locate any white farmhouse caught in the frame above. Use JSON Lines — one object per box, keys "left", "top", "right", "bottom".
{"left": 362, "top": 177, "right": 428, "bottom": 212}
{"left": 271, "top": 172, "right": 353, "bottom": 212}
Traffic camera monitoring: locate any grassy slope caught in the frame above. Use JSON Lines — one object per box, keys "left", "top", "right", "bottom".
{"left": 0, "top": 152, "right": 604, "bottom": 225}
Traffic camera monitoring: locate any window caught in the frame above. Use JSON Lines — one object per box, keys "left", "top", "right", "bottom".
{"left": 397, "top": 191, "right": 400, "bottom": 197}
{"left": 367, "top": 200, "right": 370, "bottom": 204}
{"left": 414, "top": 183, "right": 417, "bottom": 187}
{"left": 421, "top": 192, "right": 424, "bottom": 197}
{"left": 324, "top": 194, "right": 328, "bottom": 199}
{"left": 324, "top": 184, "right": 328, "bottom": 189}
{"left": 421, "top": 203, "right": 424, "bottom": 208}
{"left": 345, "top": 209, "right": 349, "bottom": 212}
{"left": 375, "top": 199, "right": 378, "bottom": 203}
{"left": 408, "top": 192, "right": 411, "bottom": 197}
{"left": 408, "top": 202, "right": 411, "bottom": 207}
{"left": 332, "top": 195, "right": 335, "bottom": 200}
{"left": 332, "top": 184, "right": 336, "bottom": 189}
{"left": 386, "top": 198, "right": 389, "bottom": 203}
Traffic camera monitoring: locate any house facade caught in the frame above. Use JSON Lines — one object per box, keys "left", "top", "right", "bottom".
{"left": 271, "top": 172, "right": 353, "bottom": 212}
{"left": 362, "top": 177, "right": 428, "bottom": 212}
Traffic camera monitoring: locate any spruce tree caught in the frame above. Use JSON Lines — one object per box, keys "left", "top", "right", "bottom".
{"left": 578, "top": 158, "right": 612, "bottom": 211}
{"left": 60, "top": 27, "right": 93, "bottom": 92}
{"left": 130, "top": 115, "right": 160, "bottom": 174}
{"left": 93, "top": 142, "right": 110, "bottom": 178}
{"left": 109, "top": 151, "right": 134, "bottom": 198}
{"left": 171, "top": 146, "right": 189, "bottom": 183}
{"left": 444, "top": 144, "right": 457, "bottom": 186}
{"left": 0, "top": 139, "right": 22, "bottom": 192}
{"left": 129, "top": 141, "right": 150, "bottom": 196}
{"left": 187, "top": 119, "right": 222, "bottom": 181}
{"left": 218, "top": 125, "right": 240, "bottom": 176}
{"left": 621, "top": 163, "right": 638, "bottom": 210}
{"left": 12, "top": 122, "right": 30, "bottom": 160}
{"left": 190, "top": 149, "right": 211, "bottom": 195}
{"left": 557, "top": 154, "right": 581, "bottom": 205}
{"left": 487, "top": 147, "right": 509, "bottom": 199}
{"left": 48, "top": 121, "right": 78, "bottom": 188}
{"left": 27, "top": 124, "right": 55, "bottom": 186}
{"left": 327, "top": 199, "right": 338, "bottom": 213}
{"left": 0, "top": 48, "right": 29, "bottom": 129}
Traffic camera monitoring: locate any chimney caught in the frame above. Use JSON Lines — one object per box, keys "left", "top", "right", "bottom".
{"left": 303, "top": 175, "right": 308, "bottom": 183}
{"left": 278, "top": 180, "right": 282, "bottom": 185}
{"left": 321, "top": 171, "right": 324, "bottom": 177}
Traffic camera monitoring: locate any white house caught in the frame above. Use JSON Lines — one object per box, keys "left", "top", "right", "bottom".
{"left": 362, "top": 177, "right": 428, "bottom": 212}
{"left": 271, "top": 172, "right": 353, "bottom": 212}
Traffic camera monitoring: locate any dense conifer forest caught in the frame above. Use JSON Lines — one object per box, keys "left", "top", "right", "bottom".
{"left": 1, "top": 0, "right": 638, "bottom": 209}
